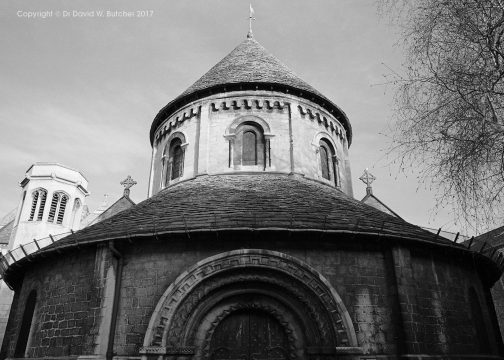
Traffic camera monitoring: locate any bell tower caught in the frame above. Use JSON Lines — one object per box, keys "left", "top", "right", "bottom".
{"left": 8, "top": 163, "right": 89, "bottom": 250}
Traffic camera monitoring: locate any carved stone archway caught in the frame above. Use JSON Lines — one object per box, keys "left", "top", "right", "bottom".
{"left": 140, "top": 249, "right": 361, "bottom": 359}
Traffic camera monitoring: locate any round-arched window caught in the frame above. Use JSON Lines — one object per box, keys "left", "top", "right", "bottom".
{"left": 319, "top": 138, "right": 339, "bottom": 186}
{"left": 162, "top": 136, "right": 185, "bottom": 187}
{"left": 171, "top": 139, "right": 184, "bottom": 180}
{"left": 233, "top": 122, "right": 265, "bottom": 167}
{"left": 242, "top": 130, "right": 258, "bottom": 165}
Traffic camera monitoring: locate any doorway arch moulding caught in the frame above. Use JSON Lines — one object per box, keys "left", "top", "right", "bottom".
{"left": 140, "top": 249, "right": 362, "bottom": 359}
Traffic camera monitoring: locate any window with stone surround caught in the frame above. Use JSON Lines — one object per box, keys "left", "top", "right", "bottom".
{"left": 319, "top": 138, "right": 339, "bottom": 187}
{"left": 233, "top": 122, "right": 266, "bottom": 167}
{"left": 47, "top": 191, "right": 69, "bottom": 224}
{"left": 162, "top": 134, "right": 186, "bottom": 187}
{"left": 28, "top": 188, "right": 47, "bottom": 221}
{"left": 225, "top": 116, "right": 272, "bottom": 170}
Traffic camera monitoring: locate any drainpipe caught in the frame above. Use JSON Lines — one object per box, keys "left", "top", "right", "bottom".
{"left": 107, "top": 241, "right": 123, "bottom": 360}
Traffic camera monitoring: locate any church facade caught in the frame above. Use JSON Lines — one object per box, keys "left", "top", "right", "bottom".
{"left": 1, "top": 34, "right": 503, "bottom": 360}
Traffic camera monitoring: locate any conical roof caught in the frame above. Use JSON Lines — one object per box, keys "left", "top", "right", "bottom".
{"left": 179, "top": 38, "right": 327, "bottom": 100}
{"left": 150, "top": 37, "right": 351, "bottom": 144}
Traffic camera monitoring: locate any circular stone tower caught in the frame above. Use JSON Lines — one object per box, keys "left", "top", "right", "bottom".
{"left": 1, "top": 35, "right": 503, "bottom": 360}
{"left": 147, "top": 37, "right": 353, "bottom": 197}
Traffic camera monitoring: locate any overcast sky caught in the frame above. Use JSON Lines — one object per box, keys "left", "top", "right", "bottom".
{"left": 0, "top": 0, "right": 471, "bottom": 234}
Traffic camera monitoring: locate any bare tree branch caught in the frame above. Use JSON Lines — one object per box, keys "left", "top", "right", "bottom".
{"left": 379, "top": 0, "right": 504, "bottom": 233}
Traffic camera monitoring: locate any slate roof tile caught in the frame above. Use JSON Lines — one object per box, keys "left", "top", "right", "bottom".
{"left": 150, "top": 38, "right": 351, "bottom": 145}
{"left": 42, "top": 174, "right": 452, "bottom": 253}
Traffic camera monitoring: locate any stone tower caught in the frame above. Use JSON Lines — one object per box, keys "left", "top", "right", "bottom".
{"left": 148, "top": 38, "right": 353, "bottom": 198}
{"left": 9, "top": 163, "right": 89, "bottom": 250}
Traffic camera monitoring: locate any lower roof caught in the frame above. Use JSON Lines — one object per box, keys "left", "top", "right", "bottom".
{"left": 46, "top": 173, "right": 447, "bottom": 248}
{"left": 4, "top": 173, "right": 503, "bottom": 287}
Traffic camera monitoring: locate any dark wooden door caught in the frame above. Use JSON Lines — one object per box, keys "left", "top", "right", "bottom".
{"left": 209, "top": 310, "right": 290, "bottom": 360}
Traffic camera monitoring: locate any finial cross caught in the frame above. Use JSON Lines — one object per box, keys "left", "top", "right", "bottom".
{"left": 120, "top": 175, "right": 137, "bottom": 197}
{"left": 359, "top": 169, "right": 376, "bottom": 195}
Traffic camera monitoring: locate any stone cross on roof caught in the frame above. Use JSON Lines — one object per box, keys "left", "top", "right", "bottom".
{"left": 359, "top": 169, "right": 376, "bottom": 195}
{"left": 120, "top": 175, "right": 137, "bottom": 198}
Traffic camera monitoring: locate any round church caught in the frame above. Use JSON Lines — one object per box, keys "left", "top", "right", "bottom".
{"left": 1, "top": 34, "right": 503, "bottom": 360}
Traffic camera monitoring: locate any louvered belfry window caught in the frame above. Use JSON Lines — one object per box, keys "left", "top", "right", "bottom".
{"left": 37, "top": 191, "right": 47, "bottom": 220}
{"left": 57, "top": 195, "right": 68, "bottom": 224}
{"left": 28, "top": 192, "right": 39, "bottom": 221}
{"left": 28, "top": 188, "right": 48, "bottom": 221}
{"left": 47, "top": 192, "right": 69, "bottom": 224}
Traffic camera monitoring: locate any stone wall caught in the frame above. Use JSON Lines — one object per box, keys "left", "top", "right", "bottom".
{"left": 402, "top": 249, "right": 496, "bottom": 354}
{"left": 149, "top": 91, "right": 352, "bottom": 198}
{"left": 1, "top": 235, "right": 501, "bottom": 359}
{"left": 493, "top": 277, "right": 504, "bottom": 340}
{"left": 1, "top": 247, "right": 101, "bottom": 358}
{"left": 0, "top": 284, "right": 13, "bottom": 347}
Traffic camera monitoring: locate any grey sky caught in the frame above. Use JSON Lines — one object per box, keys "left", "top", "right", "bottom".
{"left": 0, "top": 0, "right": 463, "bottom": 232}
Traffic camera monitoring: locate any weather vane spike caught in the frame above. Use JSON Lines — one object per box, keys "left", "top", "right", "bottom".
{"left": 248, "top": 3, "right": 255, "bottom": 39}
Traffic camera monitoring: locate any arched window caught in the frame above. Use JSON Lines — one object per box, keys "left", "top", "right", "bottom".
{"left": 47, "top": 192, "right": 69, "bottom": 225}
{"left": 319, "top": 139, "right": 339, "bottom": 187}
{"left": 171, "top": 140, "right": 184, "bottom": 180}
{"left": 28, "top": 188, "right": 47, "bottom": 221}
{"left": 320, "top": 145, "right": 330, "bottom": 180}
{"left": 14, "top": 290, "right": 37, "bottom": 357}
{"left": 73, "top": 198, "right": 81, "bottom": 212}
{"left": 71, "top": 198, "right": 81, "bottom": 228}
{"left": 242, "top": 130, "right": 258, "bottom": 165}
{"left": 162, "top": 137, "right": 185, "bottom": 187}
{"left": 233, "top": 122, "right": 265, "bottom": 167}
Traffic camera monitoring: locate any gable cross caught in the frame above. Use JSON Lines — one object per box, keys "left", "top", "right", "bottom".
{"left": 120, "top": 175, "right": 137, "bottom": 198}
{"left": 359, "top": 169, "right": 376, "bottom": 195}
